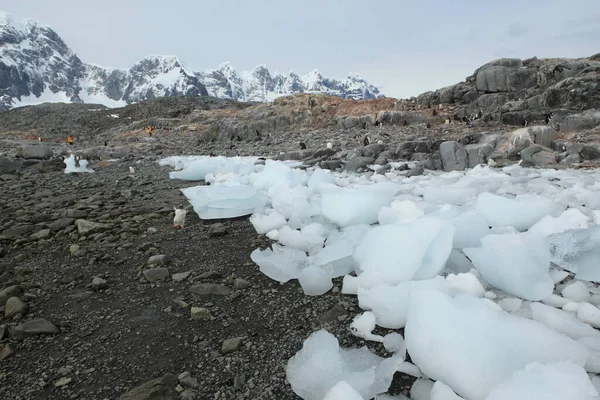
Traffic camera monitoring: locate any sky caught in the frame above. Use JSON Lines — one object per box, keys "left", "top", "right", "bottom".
{"left": 3, "top": 0, "right": 600, "bottom": 98}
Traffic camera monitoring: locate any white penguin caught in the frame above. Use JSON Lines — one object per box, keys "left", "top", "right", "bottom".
{"left": 173, "top": 204, "right": 187, "bottom": 229}
{"left": 326, "top": 142, "right": 333, "bottom": 149}
{"left": 129, "top": 166, "right": 135, "bottom": 174}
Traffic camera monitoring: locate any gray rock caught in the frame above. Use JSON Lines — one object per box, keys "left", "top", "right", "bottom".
{"left": 148, "top": 254, "right": 169, "bottom": 266}
{"left": 319, "top": 160, "right": 343, "bottom": 170}
{"left": 581, "top": 145, "right": 600, "bottom": 161}
{"left": 208, "top": 223, "right": 228, "bottom": 237}
{"left": 119, "top": 374, "right": 177, "bottom": 400}
{"left": 31, "top": 228, "right": 51, "bottom": 240}
{"left": 190, "top": 307, "right": 211, "bottom": 320}
{"left": 63, "top": 209, "right": 88, "bottom": 218}
{"left": 75, "top": 219, "right": 110, "bottom": 235}
{"left": 172, "top": 271, "right": 191, "bottom": 282}
{"left": 343, "top": 157, "right": 374, "bottom": 172}
{"left": 4, "top": 297, "right": 27, "bottom": 318}
{"left": 0, "top": 285, "right": 22, "bottom": 306}
{"left": 143, "top": 268, "right": 170, "bottom": 282}
{"left": 361, "top": 144, "right": 386, "bottom": 158}
{"left": 179, "top": 376, "right": 199, "bottom": 389}
{"left": 406, "top": 165, "right": 425, "bottom": 177}
{"left": 234, "top": 373, "right": 246, "bottom": 389}
{"left": 1, "top": 224, "right": 33, "bottom": 239}
{"left": 530, "top": 126, "right": 559, "bottom": 148}
{"left": 465, "top": 143, "right": 494, "bottom": 167}
{"left": 439, "top": 141, "right": 468, "bottom": 171}
{"left": 48, "top": 218, "right": 75, "bottom": 231}
{"left": 0, "top": 156, "right": 21, "bottom": 175}
{"left": 320, "top": 304, "right": 348, "bottom": 322}
{"left": 221, "top": 337, "right": 242, "bottom": 354}
{"left": 91, "top": 277, "right": 108, "bottom": 290}
{"left": 0, "top": 345, "right": 15, "bottom": 361}
{"left": 0, "top": 325, "right": 6, "bottom": 340}
{"left": 233, "top": 278, "right": 251, "bottom": 290}
{"left": 18, "top": 144, "right": 53, "bottom": 160}
{"left": 11, "top": 318, "right": 59, "bottom": 340}
{"left": 189, "top": 283, "right": 232, "bottom": 296}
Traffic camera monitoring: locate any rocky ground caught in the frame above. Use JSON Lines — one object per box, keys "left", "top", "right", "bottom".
{"left": 0, "top": 153, "right": 417, "bottom": 400}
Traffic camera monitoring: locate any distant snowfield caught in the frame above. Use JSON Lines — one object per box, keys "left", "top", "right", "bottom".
{"left": 160, "top": 155, "right": 600, "bottom": 400}
{"left": 13, "top": 87, "right": 127, "bottom": 109}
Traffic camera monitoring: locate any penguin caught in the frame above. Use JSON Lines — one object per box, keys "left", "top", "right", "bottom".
{"left": 129, "top": 166, "right": 135, "bottom": 174}
{"left": 362, "top": 122, "right": 367, "bottom": 129}
{"left": 300, "top": 142, "right": 307, "bottom": 150}
{"left": 377, "top": 140, "right": 383, "bottom": 145}
{"left": 426, "top": 123, "right": 431, "bottom": 129}
{"left": 403, "top": 120, "right": 408, "bottom": 126}
{"left": 432, "top": 109, "right": 438, "bottom": 116}
{"left": 326, "top": 142, "right": 333, "bottom": 149}
{"left": 173, "top": 204, "right": 187, "bottom": 229}
{"left": 363, "top": 136, "right": 371, "bottom": 146}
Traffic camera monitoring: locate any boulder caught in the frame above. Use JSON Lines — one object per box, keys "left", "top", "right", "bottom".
{"left": 17, "top": 144, "right": 53, "bottom": 160}
{"left": 520, "top": 145, "right": 557, "bottom": 168}
{"left": 361, "top": 144, "right": 386, "bottom": 158}
{"left": 439, "top": 141, "right": 468, "bottom": 171}
{"left": 343, "top": 157, "right": 374, "bottom": 172}
{"left": 10, "top": 319, "right": 59, "bottom": 340}
{"left": 529, "top": 126, "right": 559, "bottom": 147}
{"left": 119, "top": 374, "right": 177, "bottom": 400}
{"left": 0, "top": 156, "right": 21, "bottom": 175}
{"left": 75, "top": 219, "right": 110, "bottom": 235}
{"left": 465, "top": 143, "right": 494, "bottom": 167}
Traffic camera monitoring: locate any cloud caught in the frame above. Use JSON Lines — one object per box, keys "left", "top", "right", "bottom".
{"left": 506, "top": 22, "right": 528, "bottom": 38}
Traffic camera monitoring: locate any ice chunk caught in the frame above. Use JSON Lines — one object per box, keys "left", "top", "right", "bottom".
{"left": 383, "top": 333, "right": 406, "bottom": 357}
{"left": 562, "top": 281, "right": 591, "bottom": 303}
{"left": 548, "top": 226, "right": 600, "bottom": 282}
{"left": 307, "top": 168, "right": 336, "bottom": 193}
{"left": 286, "top": 330, "right": 403, "bottom": 400}
{"left": 378, "top": 200, "right": 424, "bottom": 225}
{"left": 497, "top": 298, "right": 523, "bottom": 313}
{"left": 528, "top": 208, "right": 589, "bottom": 237}
{"left": 181, "top": 183, "right": 266, "bottom": 219}
{"left": 320, "top": 182, "right": 401, "bottom": 227}
{"left": 423, "top": 186, "right": 477, "bottom": 206}
{"left": 249, "top": 211, "right": 287, "bottom": 234}
{"left": 541, "top": 294, "right": 570, "bottom": 308}
{"left": 464, "top": 233, "right": 554, "bottom": 301}
{"left": 346, "top": 218, "right": 451, "bottom": 293}
{"left": 250, "top": 244, "right": 307, "bottom": 282}
{"left": 278, "top": 226, "right": 325, "bottom": 253}
{"left": 166, "top": 156, "right": 253, "bottom": 181}
{"left": 357, "top": 277, "right": 451, "bottom": 329}
{"left": 445, "top": 272, "right": 485, "bottom": 298}
{"left": 251, "top": 159, "right": 307, "bottom": 190}
{"left": 411, "top": 379, "right": 435, "bottom": 400}
{"left": 451, "top": 211, "right": 490, "bottom": 249}
{"left": 549, "top": 268, "right": 569, "bottom": 284}
{"left": 577, "top": 303, "right": 600, "bottom": 328}
{"left": 298, "top": 266, "right": 332, "bottom": 296}
{"left": 64, "top": 154, "right": 94, "bottom": 173}
{"left": 485, "top": 362, "right": 599, "bottom": 400}
{"left": 475, "top": 192, "right": 562, "bottom": 231}
{"left": 578, "top": 337, "right": 600, "bottom": 373}
{"left": 530, "top": 302, "right": 600, "bottom": 340}
{"left": 323, "top": 381, "right": 364, "bottom": 400}
{"left": 430, "top": 381, "right": 464, "bottom": 400}
{"left": 405, "top": 290, "right": 588, "bottom": 400}
{"left": 563, "top": 302, "right": 580, "bottom": 312}
{"left": 445, "top": 250, "right": 474, "bottom": 274}
{"left": 350, "top": 312, "right": 384, "bottom": 342}
{"left": 308, "top": 240, "right": 356, "bottom": 277}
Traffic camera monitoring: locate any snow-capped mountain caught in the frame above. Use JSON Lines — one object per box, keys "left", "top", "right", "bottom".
{"left": 0, "top": 11, "right": 383, "bottom": 110}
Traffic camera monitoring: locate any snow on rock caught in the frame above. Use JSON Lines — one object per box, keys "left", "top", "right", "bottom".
{"left": 286, "top": 330, "right": 403, "bottom": 400}
{"left": 405, "top": 290, "right": 588, "bottom": 400}
{"left": 485, "top": 362, "right": 599, "bottom": 400}
{"left": 63, "top": 154, "right": 94, "bottom": 174}
{"left": 463, "top": 233, "right": 554, "bottom": 301}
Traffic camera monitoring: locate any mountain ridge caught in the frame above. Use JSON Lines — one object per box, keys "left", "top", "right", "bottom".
{"left": 0, "top": 11, "right": 383, "bottom": 111}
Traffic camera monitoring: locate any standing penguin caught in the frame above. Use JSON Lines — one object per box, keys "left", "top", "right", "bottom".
{"left": 173, "top": 204, "right": 187, "bottom": 229}
{"left": 363, "top": 136, "right": 371, "bottom": 146}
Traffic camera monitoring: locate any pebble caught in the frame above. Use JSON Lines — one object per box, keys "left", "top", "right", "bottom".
{"left": 148, "top": 254, "right": 169, "bottom": 266}
{"left": 172, "top": 271, "right": 191, "bottom": 282}
{"left": 54, "top": 377, "right": 72, "bottom": 387}
{"left": 143, "top": 267, "right": 170, "bottom": 282}
{"left": 221, "top": 337, "right": 242, "bottom": 354}
{"left": 91, "top": 276, "right": 108, "bottom": 290}
{"left": 190, "top": 307, "right": 212, "bottom": 320}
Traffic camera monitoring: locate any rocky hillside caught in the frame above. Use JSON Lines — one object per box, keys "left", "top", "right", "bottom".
{"left": 0, "top": 11, "right": 382, "bottom": 111}
{"left": 416, "top": 56, "right": 600, "bottom": 127}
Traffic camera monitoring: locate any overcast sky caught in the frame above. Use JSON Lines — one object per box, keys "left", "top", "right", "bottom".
{"left": 3, "top": 0, "right": 600, "bottom": 98}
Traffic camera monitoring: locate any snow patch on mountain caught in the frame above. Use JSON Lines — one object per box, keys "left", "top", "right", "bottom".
{"left": 0, "top": 10, "right": 383, "bottom": 110}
